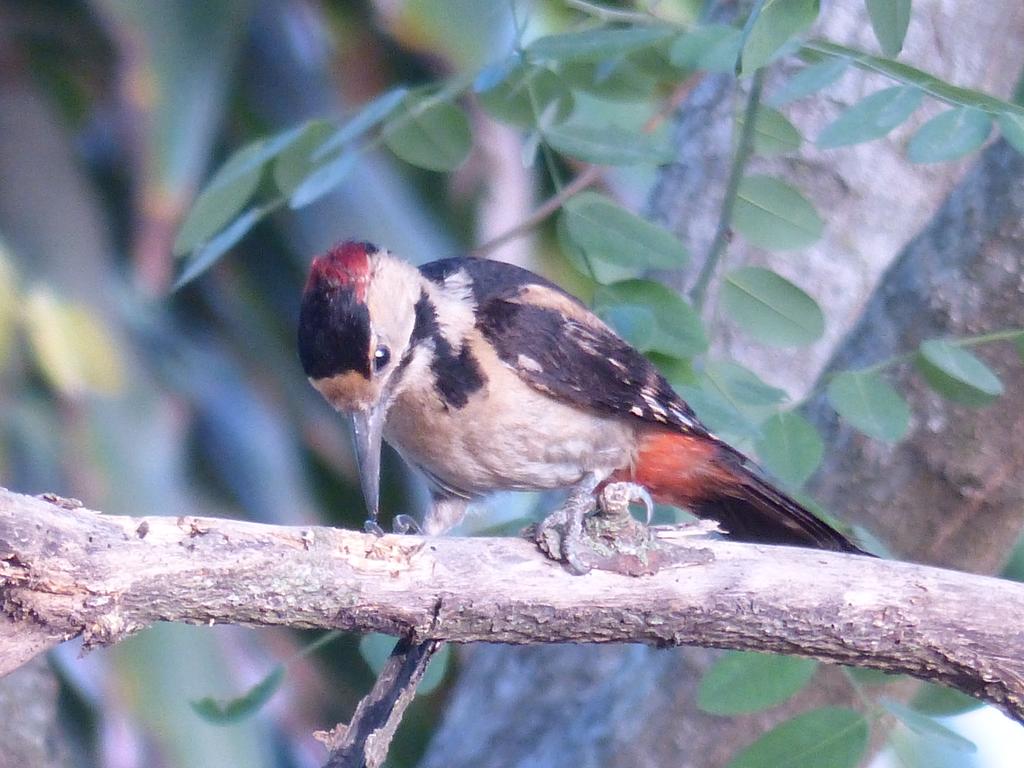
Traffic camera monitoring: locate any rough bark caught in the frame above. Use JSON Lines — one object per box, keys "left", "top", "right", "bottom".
{"left": 805, "top": 138, "right": 1024, "bottom": 572}
{"left": 693, "top": 0, "right": 1024, "bottom": 395}
{"left": 422, "top": 3, "right": 1024, "bottom": 767}
{"left": 3, "top": 488, "right": 1024, "bottom": 723}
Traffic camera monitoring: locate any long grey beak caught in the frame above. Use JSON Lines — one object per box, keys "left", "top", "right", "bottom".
{"left": 351, "top": 404, "right": 387, "bottom": 523}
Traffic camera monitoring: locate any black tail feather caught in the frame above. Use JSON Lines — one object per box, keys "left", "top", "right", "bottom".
{"left": 694, "top": 465, "right": 871, "bottom": 556}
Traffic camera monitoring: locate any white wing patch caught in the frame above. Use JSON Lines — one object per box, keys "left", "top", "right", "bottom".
{"left": 517, "top": 354, "right": 544, "bottom": 373}
{"left": 426, "top": 268, "right": 477, "bottom": 352}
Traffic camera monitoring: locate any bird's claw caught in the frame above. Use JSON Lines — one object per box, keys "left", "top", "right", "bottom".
{"left": 363, "top": 518, "right": 385, "bottom": 537}
{"left": 534, "top": 479, "right": 664, "bottom": 577}
{"left": 533, "top": 475, "right": 600, "bottom": 575}
{"left": 392, "top": 514, "right": 423, "bottom": 535}
{"left": 599, "top": 482, "right": 655, "bottom": 524}
{"left": 535, "top": 505, "right": 591, "bottom": 575}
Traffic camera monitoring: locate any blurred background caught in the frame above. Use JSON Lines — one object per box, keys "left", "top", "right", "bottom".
{"left": 0, "top": 1, "right": 660, "bottom": 765}
{"left": 2, "top": 1, "right": 1024, "bottom": 767}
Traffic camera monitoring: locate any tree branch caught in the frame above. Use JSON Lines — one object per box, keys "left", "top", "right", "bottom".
{"left": 321, "top": 636, "right": 441, "bottom": 768}
{"left": 3, "top": 487, "right": 1024, "bottom": 724}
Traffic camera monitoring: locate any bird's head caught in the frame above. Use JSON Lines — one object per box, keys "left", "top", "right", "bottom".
{"left": 298, "top": 240, "right": 421, "bottom": 521}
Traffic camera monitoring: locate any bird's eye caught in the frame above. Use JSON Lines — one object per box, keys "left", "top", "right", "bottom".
{"left": 373, "top": 345, "right": 391, "bottom": 371}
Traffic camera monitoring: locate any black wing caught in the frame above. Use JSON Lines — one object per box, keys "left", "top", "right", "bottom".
{"left": 420, "top": 258, "right": 870, "bottom": 555}
{"left": 421, "top": 257, "right": 706, "bottom": 435}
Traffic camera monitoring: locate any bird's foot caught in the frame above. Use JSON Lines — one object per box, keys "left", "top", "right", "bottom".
{"left": 392, "top": 514, "right": 423, "bottom": 535}
{"left": 364, "top": 518, "right": 386, "bottom": 537}
{"left": 599, "top": 481, "right": 655, "bottom": 524}
{"left": 534, "top": 476, "right": 600, "bottom": 575}
{"left": 533, "top": 481, "right": 680, "bottom": 577}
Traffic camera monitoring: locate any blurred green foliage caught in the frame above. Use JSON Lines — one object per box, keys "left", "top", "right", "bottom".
{"left": 2, "top": 1, "right": 1024, "bottom": 767}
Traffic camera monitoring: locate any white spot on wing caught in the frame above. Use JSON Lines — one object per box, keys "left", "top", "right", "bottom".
{"left": 517, "top": 354, "right": 543, "bottom": 373}
{"left": 642, "top": 392, "right": 667, "bottom": 415}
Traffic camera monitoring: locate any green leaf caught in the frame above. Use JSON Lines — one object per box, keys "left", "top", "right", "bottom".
{"left": 315, "top": 87, "right": 409, "bottom": 159}
{"left": 803, "top": 39, "right": 1024, "bottom": 116}
{"left": 557, "top": 59, "right": 659, "bottom": 102}
{"left": 545, "top": 124, "right": 671, "bottom": 165}
{"left": 557, "top": 215, "right": 641, "bottom": 284}
{"left": 998, "top": 112, "right": 1024, "bottom": 155}
{"left": 866, "top": 0, "right": 912, "bottom": 56}
{"left": 474, "top": 55, "right": 519, "bottom": 93}
{"left": 907, "top": 107, "right": 992, "bottom": 163}
{"left": 669, "top": 25, "right": 743, "bottom": 73}
{"left": 698, "top": 651, "right": 818, "bottom": 716}
{"left": 526, "top": 25, "right": 675, "bottom": 63}
{"left": 23, "top": 289, "right": 124, "bottom": 397}
{"left": 693, "top": 361, "right": 787, "bottom": 440}
{"left": 594, "top": 279, "right": 708, "bottom": 359}
{"left": 173, "top": 141, "right": 266, "bottom": 255}
{"left": 273, "top": 120, "right": 335, "bottom": 197}
{"left": 827, "top": 370, "right": 911, "bottom": 443}
{"left": 755, "top": 411, "right": 823, "bottom": 487}
{"left": 628, "top": 40, "right": 683, "bottom": 81}
{"left": 739, "top": 106, "right": 802, "bottom": 156}
{"left": 649, "top": 353, "right": 698, "bottom": 387}
{"left": 740, "top": 0, "right": 820, "bottom": 74}
{"left": 881, "top": 699, "right": 977, "bottom": 753}
{"left": 288, "top": 151, "right": 358, "bottom": 209}
{"left": 190, "top": 666, "right": 285, "bottom": 724}
{"left": 1003, "top": 531, "right": 1024, "bottom": 582}
{"left": 721, "top": 267, "right": 824, "bottom": 347}
{"left": 383, "top": 96, "right": 472, "bottom": 171}
{"left": 477, "top": 65, "right": 574, "bottom": 128}
{"left": 173, "top": 123, "right": 315, "bottom": 255}
{"left": 769, "top": 57, "right": 848, "bottom": 106}
{"left": 703, "top": 360, "right": 788, "bottom": 425}
{"left": 174, "top": 207, "right": 265, "bottom": 289}
{"left": 732, "top": 175, "right": 823, "bottom": 250}
{"left": 598, "top": 304, "right": 656, "bottom": 351}
{"left": 678, "top": 384, "right": 761, "bottom": 442}
{"left": 817, "top": 86, "right": 923, "bottom": 148}
{"left": 726, "top": 707, "right": 868, "bottom": 768}
{"left": 359, "top": 634, "right": 451, "bottom": 695}
{"left": 916, "top": 340, "right": 1003, "bottom": 406}
{"left": 563, "top": 192, "right": 688, "bottom": 271}
{"left": 912, "top": 682, "right": 985, "bottom": 717}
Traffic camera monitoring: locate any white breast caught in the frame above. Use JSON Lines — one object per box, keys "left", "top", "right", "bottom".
{"left": 383, "top": 335, "right": 636, "bottom": 497}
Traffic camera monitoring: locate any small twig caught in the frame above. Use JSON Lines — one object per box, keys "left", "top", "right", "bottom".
{"left": 472, "top": 74, "right": 703, "bottom": 260}
{"left": 565, "top": 0, "right": 658, "bottom": 24}
{"left": 471, "top": 165, "right": 602, "bottom": 257}
{"left": 642, "top": 73, "right": 705, "bottom": 134}
{"left": 323, "top": 637, "right": 441, "bottom": 768}
{"left": 690, "top": 69, "right": 764, "bottom": 308}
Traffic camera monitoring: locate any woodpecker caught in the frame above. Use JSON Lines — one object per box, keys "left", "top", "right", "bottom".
{"left": 298, "top": 240, "right": 867, "bottom": 566}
